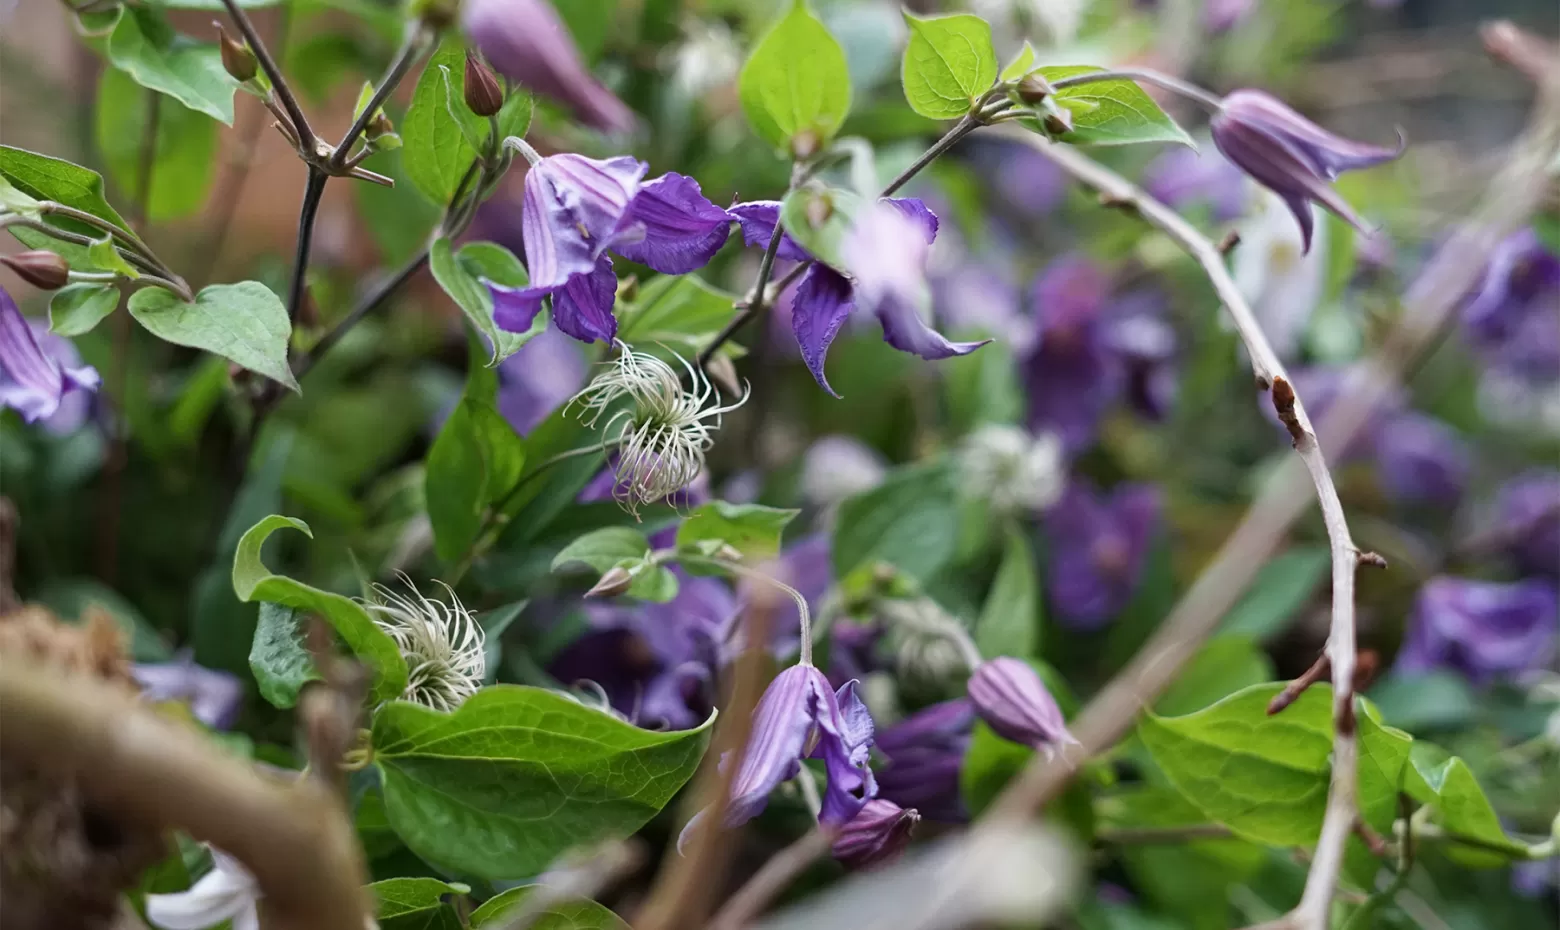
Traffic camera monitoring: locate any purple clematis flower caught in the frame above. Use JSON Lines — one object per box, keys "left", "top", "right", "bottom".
{"left": 1461, "top": 228, "right": 1560, "bottom": 385}
{"left": 874, "top": 698, "right": 974, "bottom": 823}
{"left": 132, "top": 653, "right": 244, "bottom": 730}
{"left": 486, "top": 157, "right": 731, "bottom": 344}
{"left": 1489, "top": 471, "right": 1560, "bottom": 577}
{"left": 461, "top": 0, "right": 636, "bottom": 134}
{"left": 1396, "top": 577, "right": 1558, "bottom": 685}
{"left": 729, "top": 197, "right": 986, "bottom": 395}
{"left": 1022, "top": 256, "right": 1121, "bottom": 451}
{"left": 964, "top": 138, "right": 1066, "bottom": 218}
{"left": 701, "top": 664, "right": 876, "bottom": 835}
{"left": 1371, "top": 412, "right": 1472, "bottom": 507}
{"left": 0, "top": 285, "right": 100, "bottom": 429}
{"left": 497, "top": 325, "right": 588, "bottom": 434}
{"left": 1142, "top": 145, "right": 1249, "bottom": 222}
{"left": 1211, "top": 89, "right": 1403, "bottom": 252}
{"left": 932, "top": 261, "right": 1030, "bottom": 353}
{"left": 1045, "top": 481, "right": 1161, "bottom": 629}
{"left": 833, "top": 798, "right": 919, "bottom": 869}
{"left": 967, "top": 658, "right": 1078, "bottom": 754}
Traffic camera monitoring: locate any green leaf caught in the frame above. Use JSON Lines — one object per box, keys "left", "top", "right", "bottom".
{"left": 1366, "top": 671, "right": 1476, "bottom": 732}
{"left": 616, "top": 274, "right": 740, "bottom": 355}
{"left": 369, "top": 877, "right": 469, "bottom": 930}
{"left": 400, "top": 39, "right": 531, "bottom": 205}
{"left": 833, "top": 462, "right": 958, "bottom": 582}
{"left": 900, "top": 13, "right": 997, "bottom": 120}
{"left": 0, "top": 176, "right": 41, "bottom": 215}
{"left": 0, "top": 145, "right": 130, "bottom": 231}
{"left": 975, "top": 527, "right": 1040, "bottom": 659}
{"left": 779, "top": 185, "right": 864, "bottom": 271}
{"left": 676, "top": 502, "right": 798, "bottom": 563}
{"left": 88, "top": 234, "right": 140, "bottom": 279}
{"left": 49, "top": 283, "right": 119, "bottom": 336}
{"left": 999, "top": 41, "right": 1039, "bottom": 82}
{"left": 738, "top": 0, "right": 851, "bottom": 153}
{"left": 553, "top": 527, "right": 652, "bottom": 574}
{"left": 428, "top": 237, "right": 545, "bottom": 364}
{"left": 470, "top": 887, "right": 630, "bottom": 930}
{"left": 1035, "top": 66, "right": 1193, "bottom": 147}
{"left": 107, "top": 6, "right": 239, "bottom": 124}
{"left": 1152, "top": 636, "right": 1274, "bottom": 717}
{"left": 151, "top": 0, "right": 284, "bottom": 8}
{"left": 128, "top": 281, "right": 299, "bottom": 392}
{"left": 943, "top": 339, "right": 1023, "bottom": 430}
{"left": 248, "top": 602, "right": 319, "bottom": 709}
{"left": 95, "top": 65, "right": 217, "bottom": 222}
{"left": 1139, "top": 684, "right": 1410, "bottom": 846}
{"left": 231, "top": 515, "right": 407, "bottom": 704}
{"left": 1404, "top": 745, "right": 1529, "bottom": 864}
{"left": 371, "top": 685, "right": 713, "bottom": 879}
{"left": 1217, "top": 546, "right": 1329, "bottom": 641}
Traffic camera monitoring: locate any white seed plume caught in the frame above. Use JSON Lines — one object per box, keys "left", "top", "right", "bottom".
{"left": 570, "top": 344, "right": 749, "bottom": 517}
{"left": 364, "top": 575, "right": 485, "bottom": 712}
{"left": 959, "top": 425, "right": 1066, "bottom": 515}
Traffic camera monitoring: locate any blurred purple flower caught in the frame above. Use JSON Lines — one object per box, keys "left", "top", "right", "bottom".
{"left": 1045, "top": 481, "right": 1161, "bottom": 629}
{"left": 1203, "top": 0, "right": 1255, "bottom": 32}
{"left": 461, "top": 0, "right": 636, "bottom": 134}
{"left": 874, "top": 698, "right": 974, "bottom": 823}
{"left": 133, "top": 653, "right": 244, "bottom": 730}
{"left": 932, "top": 261, "right": 1030, "bottom": 352}
{"left": 968, "top": 658, "right": 1077, "bottom": 753}
{"left": 1142, "top": 146, "right": 1248, "bottom": 222}
{"left": 701, "top": 664, "right": 876, "bottom": 834}
{"left": 1371, "top": 412, "right": 1472, "bottom": 507}
{"left": 497, "top": 326, "right": 588, "bottom": 434}
{"left": 1211, "top": 89, "right": 1402, "bottom": 252}
{"left": 1490, "top": 471, "right": 1560, "bottom": 577}
{"left": 1461, "top": 228, "right": 1560, "bottom": 385}
{"left": 1022, "top": 256, "right": 1127, "bottom": 452}
{"left": 1397, "top": 577, "right": 1558, "bottom": 684}
{"left": 1102, "top": 291, "right": 1178, "bottom": 420}
{"left": 965, "top": 138, "right": 1066, "bottom": 217}
{"left": 486, "top": 156, "right": 730, "bottom": 344}
{"left": 728, "top": 201, "right": 811, "bottom": 262}
{"left": 833, "top": 798, "right": 919, "bottom": 869}
{"left": 0, "top": 285, "right": 99, "bottom": 430}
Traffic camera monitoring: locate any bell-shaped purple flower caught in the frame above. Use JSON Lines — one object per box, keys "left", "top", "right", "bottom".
{"left": 724, "top": 664, "right": 876, "bottom": 829}
{"left": 1461, "top": 228, "right": 1560, "bottom": 385}
{"left": 1396, "top": 577, "right": 1558, "bottom": 685}
{"left": 965, "top": 138, "right": 1065, "bottom": 218}
{"left": 132, "top": 653, "right": 244, "bottom": 730}
{"left": 967, "top": 658, "right": 1078, "bottom": 753}
{"left": 461, "top": 0, "right": 636, "bottom": 134}
{"left": 486, "top": 155, "right": 731, "bottom": 344}
{"left": 1045, "top": 481, "right": 1161, "bottom": 629}
{"left": 1211, "top": 89, "right": 1403, "bottom": 252}
{"left": 1142, "top": 145, "right": 1249, "bottom": 222}
{"left": 832, "top": 798, "right": 919, "bottom": 869}
{"left": 874, "top": 698, "right": 973, "bottom": 823}
{"left": 0, "top": 285, "right": 100, "bottom": 429}
{"left": 1102, "top": 291, "right": 1178, "bottom": 421}
{"left": 1370, "top": 412, "right": 1472, "bottom": 507}
{"left": 1489, "top": 471, "right": 1560, "bottom": 577}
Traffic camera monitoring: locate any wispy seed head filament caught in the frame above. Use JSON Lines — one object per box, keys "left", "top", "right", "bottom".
{"left": 363, "top": 575, "right": 485, "bottom": 712}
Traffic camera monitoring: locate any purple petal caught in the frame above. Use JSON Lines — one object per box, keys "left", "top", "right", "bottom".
{"left": 813, "top": 678, "right": 878, "bottom": 826}
{"left": 0, "top": 285, "right": 97, "bottom": 424}
{"left": 461, "top": 0, "right": 636, "bottom": 134}
{"left": 880, "top": 197, "right": 939, "bottom": 244}
{"left": 1045, "top": 482, "right": 1160, "bottom": 629}
{"left": 874, "top": 698, "right": 973, "bottom": 823}
{"left": 487, "top": 280, "right": 548, "bottom": 334}
{"left": 728, "top": 201, "right": 812, "bottom": 262}
{"left": 790, "top": 265, "right": 855, "bottom": 397}
{"left": 551, "top": 258, "right": 619, "bottom": 344}
{"left": 1397, "top": 577, "right": 1558, "bottom": 684}
{"left": 497, "top": 326, "right": 589, "bottom": 434}
{"left": 1371, "top": 413, "right": 1471, "bottom": 506}
{"left": 522, "top": 154, "right": 646, "bottom": 289}
{"left": 725, "top": 665, "right": 828, "bottom": 826}
{"left": 967, "top": 658, "right": 1076, "bottom": 751}
{"left": 132, "top": 654, "right": 244, "bottom": 730}
{"left": 832, "top": 799, "right": 919, "bottom": 869}
{"left": 613, "top": 172, "right": 732, "bottom": 274}
{"left": 1222, "top": 90, "right": 1404, "bottom": 178}
{"left": 876, "top": 296, "right": 989, "bottom": 361}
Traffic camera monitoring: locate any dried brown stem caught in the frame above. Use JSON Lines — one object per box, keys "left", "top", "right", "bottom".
{"left": 706, "top": 827, "right": 838, "bottom": 930}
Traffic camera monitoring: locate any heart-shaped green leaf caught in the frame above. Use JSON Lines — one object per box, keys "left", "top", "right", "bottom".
{"left": 128, "top": 281, "right": 298, "bottom": 391}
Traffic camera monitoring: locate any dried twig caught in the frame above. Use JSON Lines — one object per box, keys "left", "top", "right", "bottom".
{"left": 707, "top": 827, "right": 838, "bottom": 930}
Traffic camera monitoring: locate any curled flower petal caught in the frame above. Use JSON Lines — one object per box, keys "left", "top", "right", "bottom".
{"left": 790, "top": 265, "right": 855, "bottom": 397}
{"left": 725, "top": 665, "right": 826, "bottom": 826}
{"left": 0, "top": 285, "right": 100, "bottom": 425}
{"left": 613, "top": 172, "right": 733, "bottom": 274}
{"left": 813, "top": 679, "right": 877, "bottom": 826}
{"left": 833, "top": 799, "right": 919, "bottom": 869}
{"left": 487, "top": 280, "right": 547, "bottom": 335}
{"left": 550, "top": 257, "right": 619, "bottom": 344}
{"left": 728, "top": 201, "right": 812, "bottom": 262}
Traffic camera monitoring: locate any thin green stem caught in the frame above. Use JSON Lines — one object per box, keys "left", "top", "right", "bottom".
{"left": 1049, "top": 67, "right": 1225, "bottom": 112}
{"left": 882, "top": 113, "right": 979, "bottom": 196}
{"left": 680, "top": 554, "right": 813, "bottom": 666}
{"left": 39, "top": 203, "right": 158, "bottom": 266}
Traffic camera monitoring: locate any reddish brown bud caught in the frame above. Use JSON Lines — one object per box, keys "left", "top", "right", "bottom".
{"left": 366, "top": 111, "right": 396, "bottom": 142}
{"left": 585, "top": 566, "right": 634, "bottom": 599}
{"left": 1, "top": 250, "right": 70, "bottom": 290}
{"left": 1015, "top": 73, "right": 1054, "bottom": 103}
{"left": 1041, "top": 106, "right": 1074, "bottom": 137}
{"left": 464, "top": 52, "right": 505, "bottom": 117}
{"left": 214, "top": 23, "right": 258, "bottom": 83}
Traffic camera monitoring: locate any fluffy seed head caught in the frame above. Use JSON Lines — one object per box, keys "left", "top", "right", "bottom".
{"left": 570, "top": 344, "right": 748, "bottom": 517}
{"left": 959, "top": 425, "right": 1065, "bottom": 515}
{"left": 364, "top": 576, "right": 485, "bottom": 712}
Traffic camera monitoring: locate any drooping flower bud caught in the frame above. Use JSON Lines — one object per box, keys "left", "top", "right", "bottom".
{"left": 1, "top": 251, "right": 70, "bottom": 291}
{"left": 1211, "top": 89, "right": 1403, "bottom": 253}
{"left": 1015, "top": 73, "right": 1054, "bottom": 104}
{"left": 464, "top": 51, "right": 505, "bottom": 117}
{"left": 366, "top": 111, "right": 396, "bottom": 142}
{"left": 214, "top": 23, "right": 258, "bottom": 83}
{"left": 967, "top": 658, "right": 1077, "bottom": 754}
{"left": 832, "top": 799, "right": 919, "bottom": 870}
{"left": 585, "top": 565, "right": 634, "bottom": 598}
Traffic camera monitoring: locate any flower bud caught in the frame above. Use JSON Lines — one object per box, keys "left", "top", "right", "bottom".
{"left": 214, "top": 23, "right": 258, "bottom": 83}
{"left": 1015, "top": 73, "right": 1054, "bottom": 104}
{"left": 464, "top": 51, "right": 505, "bottom": 117}
{"left": 703, "top": 353, "right": 741, "bottom": 398}
{"left": 585, "top": 565, "right": 634, "bottom": 598}
{"left": 1, "top": 251, "right": 70, "bottom": 291}
{"left": 790, "top": 129, "right": 822, "bottom": 160}
{"left": 967, "top": 657, "right": 1078, "bottom": 754}
{"left": 833, "top": 799, "right": 919, "bottom": 869}
{"left": 1040, "top": 103, "right": 1074, "bottom": 137}
{"left": 366, "top": 111, "right": 396, "bottom": 141}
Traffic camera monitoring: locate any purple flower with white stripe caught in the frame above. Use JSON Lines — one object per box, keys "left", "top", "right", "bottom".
{"left": 486, "top": 156, "right": 731, "bottom": 344}
{"left": 1045, "top": 481, "right": 1161, "bottom": 629}
{"left": 729, "top": 197, "right": 986, "bottom": 395}
{"left": 1396, "top": 577, "right": 1558, "bottom": 685}
{"left": 0, "top": 284, "right": 99, "bottom": 429}
{"left": 1211, "top": 90, "right": 1403, "bottom": 252}
{"left": 833, "top": 799, "right": 919, "bottom": 869}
